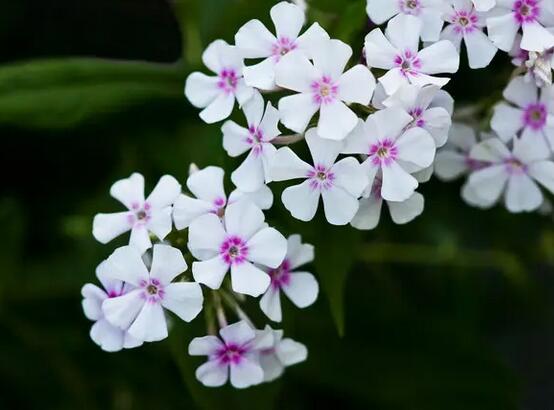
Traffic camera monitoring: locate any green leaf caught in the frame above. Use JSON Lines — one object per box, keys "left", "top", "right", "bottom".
{"left": 0, "top": 58, "right": 185, "bottom": 130}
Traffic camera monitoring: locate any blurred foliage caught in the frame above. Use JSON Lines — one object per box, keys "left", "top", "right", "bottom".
{"left": 0, "top": 0, "right": 553, "bottom": 409}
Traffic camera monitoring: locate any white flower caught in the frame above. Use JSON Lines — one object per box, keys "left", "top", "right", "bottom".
{"left": 185, "top": 40, "right": 255, "bottom": 124}
{"left": 434, "top": 123, "right": 492, "bottom": 181}
{"left": 235, "top": 1, "right": 329, "bottom": 90}
{"left": 351, "top": 174, "right": 425, "bottom": 230}
{"left": 222, "top": 92, "right": 280, "bottom": 192}
{"left": 275, "top": 39, "right": 376, "bottom": 140}
{"left": 270, "top": 130, "right": 368, "bottom": 225}
{"left": 102, "top": 245, "right": 203, "bottom": 342}
{"left": 381, "top": 84, "right": 452, "bottom": 147}
{"left": 188, "top": 321, "right": 273, "bottom": 389}
{"left": 466, "top": 137, "right": 554, "bottom": 212}
{"left": 81, "top": 262, "right": 142, "bottom": 352}
{"left": 487, "top": 0, "right": 554, "bottom": 52}
{"left": 258, "top": 327, "right": 307, "bottom": 382}
{"left": 259, "top": 235, "right": 318, "bottom": 322}
{"left": 173, "top": 166, "right": 273, "bottom": 230}
{"left": 491, "top": 76, "right": 554, "bottom": 153}
{"left": 440, "top": 0, "right": 498, "bottom": 69}
{"left": 342, "top": 107, "right": 436, "bottom": 202}
{"left": 365, "top": 0, "right": 448, "bottom": 42}
{"left": 188, "top": 200, "right": 287, "bottom": 297}
{"left": 472, "top": 0, "right": 496, "bottom": 11}
{"left": 365, "top": 14, "right": 460, "bottom": 96}
{"left": 93, "top": 173, "right": 181, "bottom": 254}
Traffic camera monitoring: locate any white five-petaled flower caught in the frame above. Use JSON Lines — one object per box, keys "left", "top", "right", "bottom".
{"left": 342, "top": 107, "right": 436, "bottom": 202}
{"left": 275, "top": 39, "right": 376, "bottom": 141}
{"left": 270, "top": 130, "right": 368, "bottom": 225}
{"left": 381, "top": 84, "right": 452, "bottom": 147}
{"left": 102, "top": 245, "right": 204, "bottom": 343}
{"left": 259, "top": 235, "right": 318, "bottom": 322}
{"left": 441, "top": 0, "right": 498, "bottom": 69}
{"left": 491, "top": 76, "right": 554, "bottom": 153}
{"left": 185, "top": 40, "right": 254, "bottom": 124}
{"left": 188, "top": 200, "right": 287, "bottom": 297}
{"left": 351, "top": 173, "right": 425, "bottom": 230}
{"left": 472, "top": 0, "right": 496, "bottom": 11}
{"left": 258, "top": 326, "right": 308, "bottom": 382}
{"left": 172, "top": 166, "right": 273, "bottom": 230}
{"left": 366, "top": 0, "right": 448, "bottom": 42}
{"left": 222, "top": 92, "right": 280, "bottom": 192}
{"left": 487, "top": 0, "right": 554, "bottom": 52}
{"left": 466, "top": 137, "right": 554, "bottom": 212}
{"left": 93, "top": 173, "right": 181, "bottom": 254}
{"left": 365, "top": 14, "right": 460, "bottom": 96}
{"left": 189, "top": 321, "right": 273, "bottom": 389}
{"left": 235, "top": 1, "right": 329, "bottom": 90}
{"left": 81, "top": 262, "right": 142, "bottom": 352}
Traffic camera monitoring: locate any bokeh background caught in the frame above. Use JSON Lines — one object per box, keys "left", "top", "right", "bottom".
{"left": 1, "top": 0, "right": 554, "bottom": 409}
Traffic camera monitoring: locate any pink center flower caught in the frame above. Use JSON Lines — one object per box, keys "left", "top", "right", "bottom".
{"left": 311, "top": 76, "right": 339, "bottom": 105}
{"left": 504, "top": 157, "right": 528, "bottom": 175}
{"left": 139, "top": 278, "right": 165, "bottom": 303}
{"left": 246, "top": 125, "right": 266, "bottom": 156}
{"left": 513, "top": 0, "right": 540, "bottom": 24}
{"left": 268, "top": 259, "right": 292, "bottom": 290}
{"left": 272, "top": 37, "right": 297, "bottom": 61}
{"left": 307, "top": 164, "right": 336, "bottom": 190}
{"left": 409, "top": 107, "right": 426, "bottom": 127}
{"left": 450, "top": 9, "right": 479, "bottom": 34}
{"left": 369, "top": 139, "right": 399, "bottom": 167}
{"left": 211, "top": 197, "right": 227, "bottom": 218}
{"left": 128, "top": 201, "right": 151, "bottom": 226}
{"left": 523, "top": 103, "right": 547, "bottom": 130}
{"left": 399, "top": 0, "right": 422, "bottom": 15}
{"left": 216, "top": 343, "right": 248, "bottom": 365}
{"left": 220, "top": 236, "right": 249, "bottom": 266}
{"left": 217, "top": 69, "right": 239, "bottom": 94}
{"left": 394, "top": 50, "right": 422, "bottom": 77}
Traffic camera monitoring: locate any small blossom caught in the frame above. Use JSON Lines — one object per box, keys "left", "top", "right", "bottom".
{"left": 102, "top": 245, "right": 203, "bottom": 342}
{"left": 235, "top": 1, "right": 329, "bottom": 90}
{"left": 81, "top": 262, "right": 142, "bottom": 352}
{"left": 185, "top": 40, "right": 254, "bottom": 124}
{"left": 189, "top": 321, "right": 273, "bottom": 389}
{"left": 188, "top": 200, "right": 287, "bottom": 297}
{"left": 93, "top": 173, "right": 181, "bottom": 254}
{"left": 342, "top": 107, "right": 436, "bottom": 202}
{"left": 491, "top": 76, "right": 554, "bottom": 153}
{"left": 270, "top": 130, "right": 368, "bottom": 225}
{"left": 466, "top": 137, "right": 554, "bottom": 212}
{"left": 365, "top": 14, "right": 460, "bottom": 95}
{"left": 258, "top": 326, "right": 308, "bottom": 382}
{"left": 440, "top": 0, "right": 498, "bottom": 69}
{"left": 487, "top": 0, "right": 554, "bottom": 52}
{"left": 260, "top": 235, "right": 318, "bottom": 322}
{"left": 275, "top": 39, "right": 376, "bottom": 140}
{"left": 222, "top": 92, "right": 280, "bottom": 192}
{"left": 172, "top": 166, "right": 273, "bottom": 230}
{"left": 365, "top": 0, "right": 448, "bottom": 42}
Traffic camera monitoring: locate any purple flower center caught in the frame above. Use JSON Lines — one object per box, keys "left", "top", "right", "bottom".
{"left": 272, "top": 36, "right": 297, "bottom": 61}
{"left": 369, "top": 139, "right": 399, "bottom": 167}
{"left": 409, "top": 107, "right": 426, "bottom": 127}
{"left": 451, "top": 9, "right": 479, "bottom": 34}
{"left": 311, "top": 76, "right": 339, "bottom": 105}
{"left": 128, "top": 201, "right": 151, "bottom": 226}
{"left": 513, "top": 0, "right": 540, "bottom": 24}
{"left": 139, "top": 278, "right": 165, "bottom": 303}
{"left": 523, "top": 103, "right": 547, "bottom": 130}
{"left": 394, "top": 50, "right": 421, "bottom": 77}
{"left": 504, "top": 157, "right": 528, "bottom": 175}
{"left": 269, "top": 259, "right": 292, "bottom": 290}
{"left": 216, "top": 343, "right": 247, "bottom": 365}
{"left": 399, "top": 0, "right": 421, "bottom": 14}
{"left": 247, "top": 125, "right": 266, "bottom": 156}
{"left": 220, "top": 236, "right": 248, "bottom": 266}
{"left": 307, "top": 164, "right": 336, "bottom": 190}
{"left": 217, "top": 69, "right": 239, "bottom": 94}
{"left": 211, "top": 197, "right": 227, "bottom": 218}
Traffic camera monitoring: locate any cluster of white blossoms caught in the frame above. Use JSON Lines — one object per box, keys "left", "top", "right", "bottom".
{"left": 82, "top": 0, "right": 554, "bottom": 390}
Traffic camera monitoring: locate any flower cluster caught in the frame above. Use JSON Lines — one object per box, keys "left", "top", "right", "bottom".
{"left": 82, "top": 0, "right": 554, "bottom": 390}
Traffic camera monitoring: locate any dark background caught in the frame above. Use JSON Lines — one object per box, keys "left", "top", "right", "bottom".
{"left": 1, "top": 0, "right": 553, "bottom": 409}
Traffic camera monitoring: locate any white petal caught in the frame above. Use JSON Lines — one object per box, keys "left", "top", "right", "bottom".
{"left": 231, "top": 152, "right": 266, "bottom": 193}
{"left": 473, "top": 0, "right": 495, "bottom": 11}
{"left": 188, "top": 213, "right": 226, "bottom": 255}
{"left": 106, "top": 246, "right": 149, "bottom": 286}
{"left": 470, "top": 138, "right": 511, "bottom": 162}
{"left": 516, "top": 128, "right": 550, "bottom": 162}
{"left": 505, "top": 173, "right": 543, "bottom": 212}
{"left": 321, "top": 186, "right": 360, "bottom": 225}
{"left": 338, "top": 65, "right": 376, "bottom": 105}
{"left": 278, "top": 93, "right": 319, "bottom": 134}
{"left": 220, "top": 321, "right": 256, "bottom": 345}
{"left": 434, "top": 151, "right": 468, "bottom": 181}
{"left": 184, "top": 72, "right": 219, "bottom": 108}
{"left": 102, "top": 289, "right": 145, "bottom": 330}
{"left": 418, "top": 40, "right": 460, "bottom": 74}
{"left": 110, "top": 173, "right": 144, "bottom": 210}
{"left": 189, "top": 335, "right": 224, "bottom": 356}
{"left": 231, "top": 262, "right": 271, "bottom": 297}
{"left": 224, "top": 200, "right": 265, "bottom": 240}
{"left": 90, "top": 319, "right": 125, "bottom": 352}
{"left": 388, "top": 192, "right": 425, "bottom": 224}
{"left": 286, "top": 235, "right": 315, "bottom": 269}
{"left": 351, "top": 195, "right": 383, "bottom": 230}
{"left": 332, "top": 157, "right": 368, "bottom": 197}
{"left": 269, "top": 147, "right": 312, "bottom": 181}
{"left": 242, "top": 90, "right": 265, "bottom": 126}
{"left": 162, "top": 282, "right": 203, "bottom": 322}
{"left": 421, "top": 107, "right": 452, "bottom": 147}
{"left": 312, "top": 39, "right": 352, "bottom": 80}
{"left": 235, "top": 20, "right": 276, "bottom": 58}
{"left": 282, "top": 181, "right": 321, "bottom": 221}
{"left": 381, "top": 161, "right": 419, "bottom": 202}
{"left": 490, "top": 104, "right": 523, "bottom": 141}
{"left": 129, "top": 226, "right": 152, "bottom": 254}
{"left": 128, "top": 302, "right": 168, "bottom": 342}
{"left": 146, "top": 207, "right": 173, "bottom": 240}
{"left": 372, "top": 107, "right": 413, "bottom": 140}
{"left": 150, "top": 244, "right": 188, "bottom": 284}
{"left": 282, "top": 272, "right": 318, "bottom": 308}
{"left": 396, "top": 127, "right": 436, "bottom": 169}
{"left": 487, "top": 13, "right": 520, "bottom": 52}
{"left": 199, "top": 92, "right": 235, "bottom": 124}
{"left": 467, "top": 164, "right": 509, "bottom": 204}
{"left": 274, "top": 51, "right": 319, "bottom": 93}
{"left": 259, "top": 102, "right": 281, "bottom": 140}
{"left": 385, "top": 14, "right": 422, "bottom": 52}
{"left": 196, "top": 360, "right": 228, "bottom": 387}
{"left": 147, "top": 175, "right": 181, "bottom": 209}
{"left": 243, "top": 58, "right": 278, "bottom": 90}
{"left": 260, "top": 287, "right": 283, "bottom": 322}
{"left": 222, "top": 121, "right": 252, "bottom": 157}
{"left": 229, "top": 185, "right": 274, "bottom": 210}
{"left": 448, "top": 123, "right": 477, "bottom": 151}
{"left": 260, "top": 352, "right": 285, "bottom": 382}
{"left": 247, "top": 227, "right": 287, "bottom": 268}
{"left": 366, "top": 0, "right": 399, "bottom": 24}
{"left": 379, "top": 68, "right": 410, "bottom": 95}
{"left": 529, "top": 161, "right": 554, "bottom": 193}
{"left": 192, "top": 257, "right": 229, "bottom": 290}
{"left": 464, "top": 29, "right": 497, "bottom": 69}
{"left": 305, "top": 129, "right": 342, "bottom": 166}
{"left": 92, "top": 212, "right": 131, "bottom": 244}
{"left": 419, "top": 9, "right": 445, "bottom": 42}
{"left": 521, "top": 20, "right": 554, "bottom": 52}
{"left": 202, "top": 40, "right": 228, "bottom": 73}
{"left": 81, "top": 284, "right": 106, "bottom": 321}
{"left": 235, "top": 79, "right": 255, "bottom": 106}
{"left": 503, "top": 75, "right": 538, "bottom": 108}
{"left": 230, "top": 357, "right": 264, "bottom": 389}
{"left": 318, "top": 100, "right": 358, "bottom": 141}
{"left": 461, "top": 181, "right": 495, "bottom": 209}
{"left": 364, "top": 29, "right": 398, "bottom": 69}
{"left": 271, "top": 1, "right": 305, "bottom": 39}
{"left": 172, "top": 195, "right": 213, "bottom": 230}
{"left": 187, "top": 166, "right": 226, "bottom": 203}
{"left": 295, "top": 23, "right": 330, "bottom": 57}
{"left": 275, "top": 338, "right": 308, "bottom": 366}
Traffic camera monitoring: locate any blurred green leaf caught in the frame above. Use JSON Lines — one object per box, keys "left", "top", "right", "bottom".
{"left": 0, "top": 58, "right": 185, "bottom": 130}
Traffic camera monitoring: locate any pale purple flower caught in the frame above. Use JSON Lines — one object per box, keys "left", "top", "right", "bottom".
{"left": 365, "top": 14, "right": 460, "bottom": 95}
{"left": 102, "top": 245, "right": 203, "bottom": 342}
{"left": 188, "top": 200, "right": 287, "bottom": 297}
{"left": 259, "top": 235, "right": 318, "bottom": 322}
{"left": 235, "top": 1, "right": 329, "bottom": 90}
{"left": 93, "top": 173, "right": 181, "bottom": 254}
{"left": 258, "top": 327, "right": 308, "bottom": 382}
